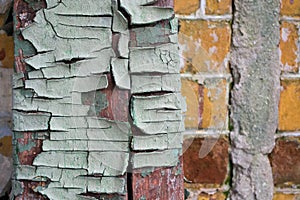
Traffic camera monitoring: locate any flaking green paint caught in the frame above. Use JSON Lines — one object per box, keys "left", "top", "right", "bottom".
{"left": 13, "top": 0, "right": 183, "bottom": 198}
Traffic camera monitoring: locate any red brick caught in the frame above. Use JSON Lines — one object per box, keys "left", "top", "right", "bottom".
{"left": 183, "top": 136, "right": 229, "bottom": 185}
{"left": 15, "top": 181, "right": 48, "bottom": 200}
{"left": 132, "top": 158, "right": 184, "bottom": 200}
{"left": 270, "top": 137, "right": 300, "bottom": 186}
{"left": 99, "top": 74, "right": 129, "bottom": 122}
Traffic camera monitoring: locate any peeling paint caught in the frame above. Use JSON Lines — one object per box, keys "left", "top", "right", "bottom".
{"left": 111, "top": 58, "right": 130, "bottom": 90}
{"left": 132, "top": 149, "right": 180, "bottom": 168}
{"left": 120, "top": 0, "right": 174, "bottom": 25}
{"left": 13, "top": 0, "right": 183, "bottom": 198}
{"left": 129, "top": 44, "right": 180, "bottom": 73}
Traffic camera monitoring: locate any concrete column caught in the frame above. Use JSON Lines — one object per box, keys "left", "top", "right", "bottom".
{"left": 230, "top": 0, "right": 281, "bottom": 199}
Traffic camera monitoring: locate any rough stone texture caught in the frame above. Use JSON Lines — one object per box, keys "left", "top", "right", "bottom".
{"left": 269, "top": 137, "right": 300, "bottom": 186}
{"left": 183, "top": 136, "right": 229, "bottom": 185}
{"left": 231, "top": 150, "right": 274, "bottom": 200}
{"left": 278, "top": 79, "right": 300, "bottom": 131}
{"left": 205, "top": 0, "right": 232, "bottom": 15}
{"left": 230, "top": 0, "right": 280, "bottom": 199}
{"left": 281, "top": 0, "right": 300, "bottom": 17}
{"left": 174, "top": 0, "right": 199, "bottom": 15}
{"left": 231, "top": 1, "right": 280, "bottom": 155}
{"left": 179, "top": 20, "right": 231, "bottom": 74}
{"left": 279, "top": 21, "right": 299, "bottom": 73}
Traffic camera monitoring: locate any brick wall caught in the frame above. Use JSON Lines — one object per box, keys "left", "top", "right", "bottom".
{"left": 0, "top": 0, "right": 300, "bottom": 199}
{"left": 175, "top": 0, "right": 232, "bottom": 199}
{"left": 176, "top": 0, "right": 300, "bottom": 200}
{"left": 271, "top": 0, "right": 300, "bottom": 199}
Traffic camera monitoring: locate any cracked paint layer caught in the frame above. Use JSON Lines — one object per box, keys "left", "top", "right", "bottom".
{"left": 230, "top": 0, "right": 280, "bottom": 199}
{"left": 13, "top": 0, "right": 183, "bottom": 199}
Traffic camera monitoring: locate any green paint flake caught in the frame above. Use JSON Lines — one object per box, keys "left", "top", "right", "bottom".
{"left": 132, "top": 149, "right": 180, "bottom": 169}
{"left": 120, "top": 0, "right": 173, "bottom": 24}
{"left": 129, "top": 44, "right": 180, "bottom": 73}
{"left": 131, "top": 74, "right": 181, "bottom": 93}
{"left": 33, "top": 151, "right": 88, "bottom": 169}
{"left": 87, "top": 177, "right": 126, "bottom": 194}
{"left": 111, "top": 58, "right": 130, "bottom": 90}
{"left": 13, "top": 111, "right": 50, "bottom": 132}
{"left": 131, "top": 93, "right": 185, "bottom": 134}
{"left": 88, "top": 152, "right": 129, "bottom": 176}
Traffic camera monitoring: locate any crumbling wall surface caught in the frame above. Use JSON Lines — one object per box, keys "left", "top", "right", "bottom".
{"left": 230, "top": 0, "right": 280, "bottom": 199}
{"left": 122, "top": 0, "right": 185, "bottom": 198}
{"left": 13, "top": 0, "right": 184, "bottom": 199}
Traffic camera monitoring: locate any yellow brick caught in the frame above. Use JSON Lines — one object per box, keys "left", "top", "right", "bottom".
{"left": 281, "top": 0, "right": 300, "bottom": 17}
{"left": 279, "top": 79, "right": 300, "bottom": 131}
{"left": 206, "top": 0, "right": 232, "bottom": 15}
{"left": 0, "top": 136, "right": 12, "bottom": 157}
{"left": 181, "top": 78, "right": 200, "bottom": 129}
{"left": 179, "top": 20, "right": 231, "bottom": 74}
{"left": 0, "top": 32, "right": 13, "bottom": 68}
{"left": 201, "top": 79, "right": 228, "bottom": 130}
{"left": 174, "top": 0, "right": 200, "bottom": 15}
{"left": 280, "top": 22, "right": 299, "bottom": 72}
{"left": 198, "top": 192, "right": 226, "bottom": 200}
{"left": 273, "top": 193, "right": 300, "bottom": 200}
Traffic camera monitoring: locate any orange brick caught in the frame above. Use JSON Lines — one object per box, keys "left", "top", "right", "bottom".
{"left": 273, "top": 193, "right": 300, "bottom": 200}
{"left": 206, "top": 0, "right": 232, "bottom": 15}
{"left": 278, "top": 79, "right": 300, "bottom": 131}
{"left": 179, "top": 20, "right": 231, "bottom": 74}
{"left": 174, "top": 0, "right": 200, "bottom": 15}
{"left": 0, "top": 136, "right": 12, "bottom": 157}
{"left": 181, "top": 78, "right": 229, "bottom": 130}
{"left": 181, "top": 78, "right": 201, "bottom": 129}
{"left": 0, "top": 32, "right": 13, "bottom": 68}
{"left": 280, "top": 22, "right": 299, "bottom": 72}
{"left": 198, "top": 192, "right": 226, "bottom": 200}
{"left": 281, "top": 0, "right": 300, "bottom": 17}
{"left": 200, "top": 79, "right": 228, "bottom": 130}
